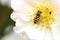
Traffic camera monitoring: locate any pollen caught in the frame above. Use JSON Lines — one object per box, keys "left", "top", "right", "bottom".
{"left": 32, "top": 5, "right": 55, "bottom": 30}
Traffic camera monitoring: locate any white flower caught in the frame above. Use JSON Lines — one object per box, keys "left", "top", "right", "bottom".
{"left": 11, "top": 0, "right": 60, "bottom": 40}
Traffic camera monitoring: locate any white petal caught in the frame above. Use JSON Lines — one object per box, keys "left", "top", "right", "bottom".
{"left": 11, "top": 0, "right": 34, "bottom": 12}
{"left": 44, "top": 30, "right": 54, "bottom": 40}
{"left": 25, "top": 27, "right": 55, "bottom": 40}
{"left": 13, "top": 26, "right": 24, "bottom": 33}
{"left": 11, "top": 0, "right": 34, "bottom": 22}
{"left": 20, "top": 27, "right": 44, "bottom": 40}
{"left": 51, "top": 21, "right": 60, "bottom": 40}
{"left": 11, "top": 0, "right": 26, "bottom": 11}
{"left": 11, "top": 10, "right": 34, "bottom": 22}
{"left": 26, "top": 0, "right": 42, "bottom": 5}
{"left": 11, "top": 12, "right": 18, "bottom": 21}
{"left": 13, "top": 20, "right": 32, "bottom": 33}
{"left": 51, "top": 0, "right": 60, "bottom": 9}
{"left": 13, "top": 21, "right": 46, "bottom": 40}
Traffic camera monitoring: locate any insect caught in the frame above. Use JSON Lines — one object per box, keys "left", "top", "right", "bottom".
{"left": 49, "top": 11, "right": 51, "bottom": 14}
{"left": 34, "top": 10, "right": 42, "bottom": 24}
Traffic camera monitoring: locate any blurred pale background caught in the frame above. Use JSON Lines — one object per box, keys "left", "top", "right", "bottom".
{"left": 0, "top": 0, "right": 15, "bottom": 38}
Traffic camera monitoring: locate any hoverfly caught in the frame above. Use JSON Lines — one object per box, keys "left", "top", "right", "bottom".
{"left": 34, "top": 11, "right": 42, "bottom": 24}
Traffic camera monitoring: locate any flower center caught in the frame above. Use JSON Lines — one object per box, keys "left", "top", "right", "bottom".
{"left": 32, "top": 5, "right": 55, "bottom": 30}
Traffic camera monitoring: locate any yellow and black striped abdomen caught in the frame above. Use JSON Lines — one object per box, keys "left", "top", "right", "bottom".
{"left": 34, "top": 11, "right": 42, "bottom": 24}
